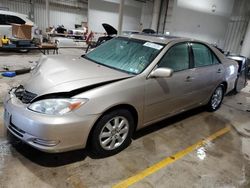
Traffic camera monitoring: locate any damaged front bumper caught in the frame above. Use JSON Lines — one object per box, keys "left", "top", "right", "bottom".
{"left": 3, "top": 90, "right": 99, "bottom": 153}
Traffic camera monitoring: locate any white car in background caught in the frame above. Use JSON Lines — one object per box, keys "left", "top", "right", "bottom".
{"left": 0, "top": 10, "right": 34, "bottom": 37}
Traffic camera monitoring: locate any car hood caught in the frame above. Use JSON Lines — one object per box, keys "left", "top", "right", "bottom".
{"left": 102, "top": 23, "right": 117, "bottom": 36}
{"left": 23, "top": 56, "right": 131, "bottom": 96}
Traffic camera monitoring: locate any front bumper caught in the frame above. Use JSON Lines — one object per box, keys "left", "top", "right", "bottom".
{"left": 4, "top": 93, "right": 99, "bottom": 153}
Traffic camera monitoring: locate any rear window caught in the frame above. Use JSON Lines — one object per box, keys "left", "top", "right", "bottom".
{"left": 6, "top": 15, "right": 25, "bottom": 24}
{"left": 0, "top": 14, "right": 7, "bottom": 25}
{"left": 192, "top": 43, "right": 213, "bottom": 67}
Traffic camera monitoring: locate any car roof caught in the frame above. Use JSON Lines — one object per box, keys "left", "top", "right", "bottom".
{"left": 122, "top": 33, "right": 192, "bottom": 44}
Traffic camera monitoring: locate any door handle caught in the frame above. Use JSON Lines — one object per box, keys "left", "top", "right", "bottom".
{"left": 217, "top": 69, "right": 222, "bottom": 73}
{"left": 186, "top": 76, "right": 194, "bottom": 82}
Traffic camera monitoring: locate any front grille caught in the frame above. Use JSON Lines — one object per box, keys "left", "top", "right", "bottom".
{"left": 14, "top": 85, "right": 37, "bottom": 104}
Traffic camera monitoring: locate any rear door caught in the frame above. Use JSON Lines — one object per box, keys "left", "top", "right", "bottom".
{"left": 189, "top": 43, "right": 224, "bottom": 103}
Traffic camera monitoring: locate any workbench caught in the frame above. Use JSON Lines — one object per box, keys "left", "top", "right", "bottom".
{"left": 0, "top": 46, "right": 58, "bottom": 55}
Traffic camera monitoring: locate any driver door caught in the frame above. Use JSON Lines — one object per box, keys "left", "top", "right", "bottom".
{"left": 144, "top": 42, "right": 197, "bottom": 124}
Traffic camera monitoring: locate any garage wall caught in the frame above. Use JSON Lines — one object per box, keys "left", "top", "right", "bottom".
{"left": 0, "top": 0, "right": 30, "bottom": 16}
{"left": 34, "top": 1, "right": 87, "bottom": 31}
{"left": 223, "top": 0, "right": 250, "bottom": 54}
{"left": 88, "top": 0, "right": 142, "bottom": 33}
{"left": 140, "top": 1, "right": 154, "bottom": 29}
{"left": 165, "top": 0, "right": 234, "bottom": 48}
{"left": 88, "top": 0, "right": 118, "bottom": 33}
{"left": 50, "top": 5, "right": 87, "bottom": 29}
{"left": 0, "top": 0, "right": 87, "bottom": 32}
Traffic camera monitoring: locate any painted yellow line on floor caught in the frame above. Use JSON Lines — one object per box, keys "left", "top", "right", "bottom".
{"left": 113, "top": 126, "right": 231, "bottom": 188}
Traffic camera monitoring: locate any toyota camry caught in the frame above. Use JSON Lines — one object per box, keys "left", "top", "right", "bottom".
{"left": 4, "top": 34, "right": 238, "bottom": 156}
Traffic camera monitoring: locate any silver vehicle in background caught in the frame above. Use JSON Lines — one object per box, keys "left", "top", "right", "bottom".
{"left": 0, "top": 10, "right": 34, "bottom": 37}
{"left": 4, "top": 34, "right": 238, "bottom": 156}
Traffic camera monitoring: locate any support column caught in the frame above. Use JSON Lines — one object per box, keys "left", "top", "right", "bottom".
{"left": 240, "top": 20, "right": 250, "bottom": 58}
{"left": 45, "top": 0, "right": 50, "bottom": 28}
{"left": 118, "top": 0, "right": 125, "bottom": 35}
{"left": 29, "top": 0, "right": 35, "bottom": 22}
{"left": 151, "top": 0, "right": 161, "bottom": 32}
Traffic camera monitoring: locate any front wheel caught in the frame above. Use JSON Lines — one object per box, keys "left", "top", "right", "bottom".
{"left": 90, "top": 109, "right": 134, "bottom": 157}
{"left": 206, "top": 85, "right": 224, "bottom": 112}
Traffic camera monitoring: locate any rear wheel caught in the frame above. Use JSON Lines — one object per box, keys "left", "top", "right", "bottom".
{"left": 234, "top": 77, "right": 240, "bottom": 93}
{"left": 90, "top": 109, "right": 134, "bottom": 157}
{"left": 206, "top": 85, "right": 224, "bottom": 112}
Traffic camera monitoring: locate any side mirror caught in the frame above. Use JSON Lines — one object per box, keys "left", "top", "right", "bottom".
{"left": 149, "top": 68, "right": 173, "bottom": 78}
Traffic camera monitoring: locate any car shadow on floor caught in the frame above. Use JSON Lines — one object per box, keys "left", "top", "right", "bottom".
{"left": 133, "top": 106, "right": 205, "bottom": 139}
{"left": 7, "top": 132, "right": 88, "bottom": 167}
{"left": 7, "top": 107, "right": 205, "bottom": 167}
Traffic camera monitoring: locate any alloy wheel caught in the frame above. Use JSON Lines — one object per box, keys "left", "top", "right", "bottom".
{"left": 211, "top": 87, "right": 223, "bottom": 109}
{"left": 99, "top": 116, "right": 129, "bottom": 150}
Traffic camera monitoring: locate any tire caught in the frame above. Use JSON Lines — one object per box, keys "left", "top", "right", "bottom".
{"left": 90, "top": 109, "right": 134, "bottom": 157}
{"left": 206, "top": 84, "right": 225, "bottom": 112}
{"left": 233, "top": 77, "right": 240, "bottom": 94}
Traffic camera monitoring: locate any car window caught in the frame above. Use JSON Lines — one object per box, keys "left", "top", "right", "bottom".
{"left": 192, "top": 43, "right": 213, "bottom": 67}
{"left": 158, "top": 43, "right": 189, "bottom": 72}
{"left": 0, "top": 14, "right": 6, "bottom": 25}
{"left": 6, "top": 15, "right": 25, "bottom": 24}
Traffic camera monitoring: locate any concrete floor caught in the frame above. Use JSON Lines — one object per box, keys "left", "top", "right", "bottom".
{"left": 0, "top": 49, "right": 249, "bottom": 188}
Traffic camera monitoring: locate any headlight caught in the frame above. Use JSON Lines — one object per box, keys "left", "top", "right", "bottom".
{"left": 28, "top": 98, "right": 88, "bottom": 115}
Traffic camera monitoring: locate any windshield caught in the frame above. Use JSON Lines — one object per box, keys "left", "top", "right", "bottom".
{"left": 85, "top": 37, "right": 164, "bottom": 74}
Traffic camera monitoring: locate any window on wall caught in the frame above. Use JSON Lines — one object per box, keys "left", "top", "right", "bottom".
{"left": 192, "top": 43, "right": 213, "bottom": 67}
{"left": 158, "top": 43, "right": 189, "bottom": 72}
{"left": 0, "top": 14, "right": 6, "bottom": 25}
{"left": 6, "top": 15, "right": 25, "bottom": 25}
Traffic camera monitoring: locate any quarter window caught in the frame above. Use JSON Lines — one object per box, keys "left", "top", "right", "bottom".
{"left": 158, "top": 43, "right": 189, "bottom": 71}
{"left": 192, "top": 43, "right": 213, "bottom": 67}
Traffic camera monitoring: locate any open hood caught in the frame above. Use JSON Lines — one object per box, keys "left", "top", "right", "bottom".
{"left": 102, "top": 23, "right": 117, "bottom": 36}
